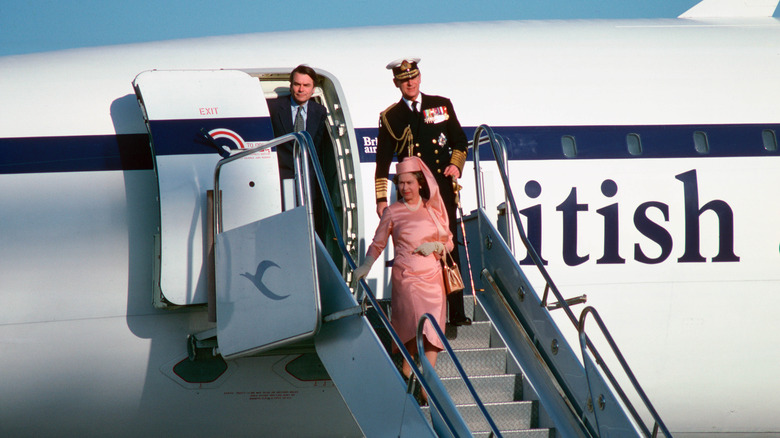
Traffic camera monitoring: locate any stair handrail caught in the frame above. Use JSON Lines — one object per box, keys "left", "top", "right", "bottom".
{"left": 231, "top": 132, "right": 474, "bottom": 436}
{"left": 417, "top": 313, "right": 504, "bottom": 438}
{"left": 213, "top": 132, "right": 317, "bottom": 234}
{"left": 471, "top": 124, "right": 671, "bottom": 437}
{"left": 353, "top": 284, "right": 470, "bottom": 437}
{"left": 579, "top": 307, "right": 672, "bottom": 438}
{"left": 472, "top": 126, "right": 579, "bottom": 329}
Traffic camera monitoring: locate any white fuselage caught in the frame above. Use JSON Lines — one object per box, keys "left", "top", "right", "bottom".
{"left": 1, "top": 18, "right": 779, "bottom": 436}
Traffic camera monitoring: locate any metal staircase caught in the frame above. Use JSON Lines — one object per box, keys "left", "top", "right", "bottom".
{"left": 463, "top": 125, "right": 673, "bottom": 438}
{"left": 427, "top": 300, "right": 554, "bottom": 437}
{"left": 208, "top": 130, "right": 502, "bottom": 437}
{"left": 209, "top": 126, "right": 673, "bottom": 437}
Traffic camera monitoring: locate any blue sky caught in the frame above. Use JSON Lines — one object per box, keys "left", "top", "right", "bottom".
{"left": 0, "top": 0, "right": 774, "bottom": 56}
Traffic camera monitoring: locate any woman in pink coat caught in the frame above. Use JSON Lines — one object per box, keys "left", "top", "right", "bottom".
{"left": 353, "top": 156, "right": 454, "bottom": 388}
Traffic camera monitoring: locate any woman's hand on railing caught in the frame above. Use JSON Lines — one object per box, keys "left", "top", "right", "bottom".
{"left": 351, "top": 256, "right": 375, "bottom": 287}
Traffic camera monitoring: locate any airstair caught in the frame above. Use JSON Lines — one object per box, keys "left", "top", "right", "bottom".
{"left": 203, "top": 119, "right": 673, "bottom": 436}
{"left": 133, "top": 68, "right": 538, "bottom": 436}
{"left": 333, "top": 125, "right": 674, "bottom": 437}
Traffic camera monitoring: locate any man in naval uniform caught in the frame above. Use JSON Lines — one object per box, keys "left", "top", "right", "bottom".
{"left": 375, "top": 57, "right": 471, "bottom": 326}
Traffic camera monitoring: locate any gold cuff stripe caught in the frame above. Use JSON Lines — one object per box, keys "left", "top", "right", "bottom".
{"left": 450, "top": 150, "right": 467, "bottom": 171}
{"left": 375, "top": 178, "right": 389, "bottom": 200}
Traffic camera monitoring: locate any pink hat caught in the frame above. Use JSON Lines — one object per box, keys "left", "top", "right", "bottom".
{"left": 395, "top": 157, "right": 449, "bottom": 233}
{"left": 395, "top": 156, "right": 423, "bottom": 174}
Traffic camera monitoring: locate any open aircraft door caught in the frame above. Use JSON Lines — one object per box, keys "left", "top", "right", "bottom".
{"left": 134, "top": 70, "right": 320, "bottom": 358}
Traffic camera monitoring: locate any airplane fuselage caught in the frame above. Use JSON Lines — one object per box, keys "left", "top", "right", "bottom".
{"left": 1, "top": 17, "right": 779, "bottom": 436}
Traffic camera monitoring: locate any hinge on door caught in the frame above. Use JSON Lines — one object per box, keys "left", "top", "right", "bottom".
{"left": 187, "top": 328, "right": 218, "bottom": 360}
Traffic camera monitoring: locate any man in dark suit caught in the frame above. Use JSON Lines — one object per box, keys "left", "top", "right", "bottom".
{"left": 375, "top": 57, "right": 472, "bottom": 326}
{"left": 267, "top": 64, "right": 329, "bottom": 181}
{"left": 268, "top": 65, "right": 332, "bottom": 242}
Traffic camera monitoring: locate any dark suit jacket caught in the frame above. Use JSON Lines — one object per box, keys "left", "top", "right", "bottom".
{"left": 268, "top": 95, "right": 329, "bottom": 179}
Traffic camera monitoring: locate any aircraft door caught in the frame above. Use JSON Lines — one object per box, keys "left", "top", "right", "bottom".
{"left": 133, "top": 69, "right": 275, "bottom": 307}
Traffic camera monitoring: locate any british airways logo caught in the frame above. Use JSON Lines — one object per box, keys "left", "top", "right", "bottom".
{"left": 209, "top": 128, "right": 247, "bottom": 149}
{"left": 206, "top": 128, "right": 271, "bottom": 157}
{"left": 517, "top": 169, "right": 739, "bottom": 266}
{"left": 363, "top": 136, "right": 378, "bottom": 154}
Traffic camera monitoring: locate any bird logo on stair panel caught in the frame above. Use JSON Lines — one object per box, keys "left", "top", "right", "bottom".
{"left": 240, "top": 260, "right": 290, "bottom": 301}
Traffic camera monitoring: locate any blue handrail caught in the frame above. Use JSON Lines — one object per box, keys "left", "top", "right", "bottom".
{"left": 471, "top": 124, "right": 672, "bottom": 437}
{"left": 579, "top": 307, "right": 672, "bottom": 438}
{"left": 300, "top": 133, "right": 479, "bottom": 436}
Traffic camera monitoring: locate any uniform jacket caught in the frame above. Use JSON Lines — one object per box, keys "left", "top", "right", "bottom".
{"left": 375, "top": 93, "right": 468, "bottom": 203}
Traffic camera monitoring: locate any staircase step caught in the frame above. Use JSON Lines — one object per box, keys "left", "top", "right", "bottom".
{"left": 423, "top": 400, "right": 537, "bottom": 432}
{"left": 382, "top": 292, "right": 556, "bottom": 436}
{"left": 473, "top": 429, "right": 553, "bottom": 438}
{"left": 464, "top": 400, "right": 536, "bottom": 432}
{"left": 440, "top": 374, "right": 523, "bottom": 404}
{"left": 462, "top": 293, "right": 477, "bottom": 317}
{"left": 444, "top": 320, "right": 492, "bottom": 349}
{"left": 435, "top": 347, "right": 508, "bottom": 378}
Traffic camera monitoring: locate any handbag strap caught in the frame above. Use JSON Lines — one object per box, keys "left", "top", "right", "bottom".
{"left": 426, "top": 205, "right": 449, "bottom": 240}
{"left": 425, "top": 205, "right": 454, "bottom": 262}
{"left": 443, "top": 248, "right": 456, "bottom": 266}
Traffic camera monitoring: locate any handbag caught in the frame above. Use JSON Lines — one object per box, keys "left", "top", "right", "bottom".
{"left": 442, "top": 250, "right": 464, "bottom": 295}
{"left": 425, "top": 205, "right": 464, "bottom": 295}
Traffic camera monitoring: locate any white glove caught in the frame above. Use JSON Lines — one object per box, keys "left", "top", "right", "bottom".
{"left": 351, "top": 256, "right": 375, "bottom": 287}
{"left": 414, "top": 242, "right": 445, "bottom": 257}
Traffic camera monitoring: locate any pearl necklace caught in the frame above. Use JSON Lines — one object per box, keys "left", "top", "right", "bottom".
{"left": 404, "top": 197, "right": 422, "bottom": 211}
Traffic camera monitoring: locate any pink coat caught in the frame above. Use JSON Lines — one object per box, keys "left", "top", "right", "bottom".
{"left": 366, "top": 200, "right": 454, "bottom": 350}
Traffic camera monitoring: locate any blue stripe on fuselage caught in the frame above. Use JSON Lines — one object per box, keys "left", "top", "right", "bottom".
{"left": 146, "top": 117, "right": 274, "bottom": 156}
{"left": 0, "top": 134, "right": 152, "bottom": 174}
{"left": 357, "top": 124, "right": 779, "bottom": 163}
{"left": 1, "top": 124, "right": 777, "bottom": 175}
{"left": 0, "top": 116, "right": 274, "bottom": 175}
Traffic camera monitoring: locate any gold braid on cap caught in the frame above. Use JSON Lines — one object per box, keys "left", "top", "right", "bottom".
{"left": 380, "top": 103, "right": 414, "bottom": 157}
{"left": 450, "top": 150, "right": 467, "bottom": 172}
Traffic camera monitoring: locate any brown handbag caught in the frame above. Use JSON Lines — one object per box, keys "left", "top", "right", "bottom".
{"left": 425, "top": 205, "right": 464, "bottom": 295}
{"left": 442, "top": 250, "right": 465, "bottom": 295}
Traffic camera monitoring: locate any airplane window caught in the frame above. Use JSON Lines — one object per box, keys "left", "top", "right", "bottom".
{"left": 626, "top": 133, "right": 642, "bottom": 156}
{"left": 693, "top": 131, "right": 709, "bottom": 154}
{"left": 561, "top": 135, "right": 577, "bottom": 158}
{"left": 762, "top": 129, "right": 778, "bottom": 152}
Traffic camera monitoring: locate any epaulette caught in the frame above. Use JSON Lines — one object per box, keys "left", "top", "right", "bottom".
{"left": 379, "top": 102, "right": 414, "bottom": 155}
{"left": 379, "top": 102, "right": 399, "bottom": 134}
{"left": 380, "top": 101, "right": 399, "bottom": 116}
